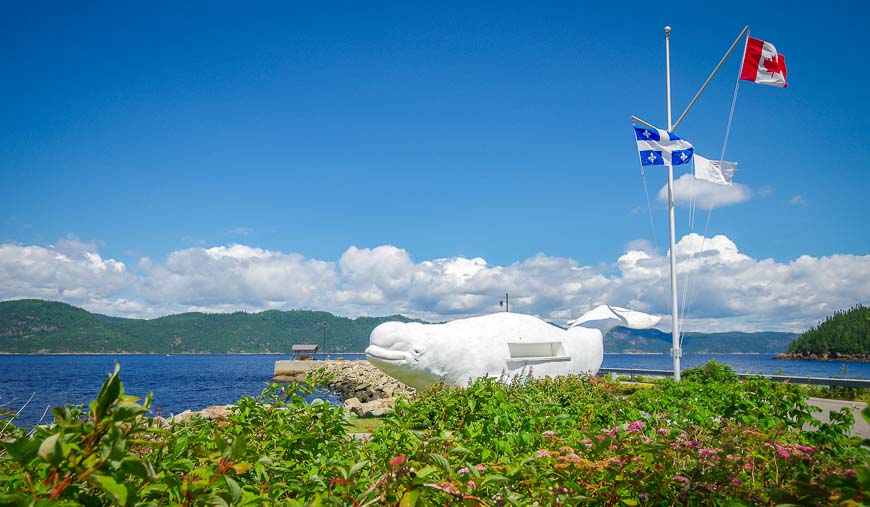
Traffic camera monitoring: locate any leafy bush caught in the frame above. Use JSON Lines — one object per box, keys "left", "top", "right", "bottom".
{"left": 1, "top": 362, "right": 868, "bottom": 505}
{"left": 682, "top": 359, "right": 739, "bottom": 383}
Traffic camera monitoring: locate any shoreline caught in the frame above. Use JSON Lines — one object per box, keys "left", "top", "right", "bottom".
{"left": 776, "top": 353, "right": 870, "bottom": 363}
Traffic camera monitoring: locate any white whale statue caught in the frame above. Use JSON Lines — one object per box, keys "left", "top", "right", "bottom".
{"left": 365, "top": 305, "right": 661, "bottom": 390}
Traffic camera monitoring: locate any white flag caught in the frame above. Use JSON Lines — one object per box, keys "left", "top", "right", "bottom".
{"left": 694, "top": 154, "right": 736, "bottom": 185}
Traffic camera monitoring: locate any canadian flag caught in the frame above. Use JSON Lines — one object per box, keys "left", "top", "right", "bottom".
{"left": 740, "top": 36, "right": 787, "bottom": 88}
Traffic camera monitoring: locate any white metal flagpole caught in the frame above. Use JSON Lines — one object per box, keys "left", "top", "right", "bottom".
{"left": 664, "top": 25, "right": 682, "bottom": 381}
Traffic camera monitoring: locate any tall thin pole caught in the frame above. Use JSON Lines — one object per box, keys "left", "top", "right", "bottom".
{"left": 672, "top": 26, "right": 749, "bottom": 132}
{"left": 664, "top": 26, "right": 682, "bottom": 382}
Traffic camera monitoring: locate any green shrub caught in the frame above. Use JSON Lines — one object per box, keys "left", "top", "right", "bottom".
{"left": 682, "top": 359, "right": 740, "bottom": 383}
{"left": 1, "top": 364, "right": 867, "bottom": 505}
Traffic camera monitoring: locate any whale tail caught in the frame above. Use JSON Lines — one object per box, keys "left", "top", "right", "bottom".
{"left": 567, "top": 305, "right": 660, "bottom": 335}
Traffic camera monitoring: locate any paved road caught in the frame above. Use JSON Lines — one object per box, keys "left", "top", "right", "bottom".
{"left": 806, "top": 398, "right": 869, "bottom": 440}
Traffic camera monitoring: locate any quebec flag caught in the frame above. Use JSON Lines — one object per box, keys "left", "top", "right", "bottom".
{"left": 634, "top": 126, "right": 694, "bottom": 166}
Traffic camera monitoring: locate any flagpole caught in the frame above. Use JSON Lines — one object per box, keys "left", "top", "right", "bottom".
{"left": 664, "top": 25, "right": 682, "bottom": 382}
{"left": 672, "top": 26, "right": 750, "bottom": 132}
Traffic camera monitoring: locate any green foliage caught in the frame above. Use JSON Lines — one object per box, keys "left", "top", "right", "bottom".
{"left": 787, "top": 304, "right": 870, "bottom": 357}
{"left": 1, "top": 362, "right": 868, "bottom": 505}
{"left": 0, "top": 299, "right": 420, "bottom": 353}
{"left": 682, "top": 359, "right": 740, "bottom": 383}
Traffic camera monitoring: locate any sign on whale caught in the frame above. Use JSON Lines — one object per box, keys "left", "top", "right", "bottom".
{"left": 365, "top": 305, "right": 661, "bottom": 390}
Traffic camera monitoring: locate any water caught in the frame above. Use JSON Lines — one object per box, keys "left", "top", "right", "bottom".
{"left": 1, "top": 353, "right": 867, "bottom": 428}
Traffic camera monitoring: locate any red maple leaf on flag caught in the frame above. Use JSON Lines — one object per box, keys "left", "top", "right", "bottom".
{"left": 763, "top": 54, "right": 785, "bottom": 75}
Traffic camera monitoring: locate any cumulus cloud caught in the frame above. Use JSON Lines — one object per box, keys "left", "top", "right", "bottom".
{"left": 0, "top": 236, "right": 868, "bottom": 332}
{"left": 658, "top": 174, "right": 752, "bottom": 210}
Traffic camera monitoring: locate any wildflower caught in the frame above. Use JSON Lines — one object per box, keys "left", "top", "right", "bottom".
{"left": 731, "top": 479, "right": 741, "bottom": 486}
{"left": 467, "top": 480, "right": 476, "bottom": 490}
{"left": 656, "top": 428, "right": 670, "bottom": 436}
{"left": 440, "top": 482, "right": 461, "bottom": 496}
{"left": 536, "top": 449, "right": 552, "bottom": 458}
{"left": 683, "top": 441, "right": 699, "bottom": 447}
{"left": 475, "top": 465, "right": 487, "bottom": 472}
{"left": 580, "top": 438, "right": 593, "bottom": 448}
{"left": 543, "top": 430, "right": 556, "bottom": 437}
{"left": 846, "top": 469, "right": 857, "bottom": 477}
{"left": 673, "top": 475, "right": 690, "bottom": 483}
{"left": 560, "top": 446, "right": 574, "bottom": 454}
{"left": 389, "top": 455, "right": 407, "bottom": 468}
{"left": 742, "top": 463, "right": 754, "bottom": 470}
{"left": 777, "top": 448, "right": 789, "bottom": 458}
{"left": 725, "top": 454, "right": 740, "bottom": 462}
{"left": 796, "top": 445, "right": 815, "bottom": 453}
{"left": 640, "top": 434, "right": 653, "bottom": 443}
{"left": 457, "top": 467, "right": 470, "bottom": 475}
{"left": 626, "top": 421, "right": 645, "bottom": 433}
{"left": 602, "top": 426, "right": 619, "bottom": 437}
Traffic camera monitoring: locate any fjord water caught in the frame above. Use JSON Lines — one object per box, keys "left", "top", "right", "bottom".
{"left": 1, "top": 354, "right": 868, "bottom": 428}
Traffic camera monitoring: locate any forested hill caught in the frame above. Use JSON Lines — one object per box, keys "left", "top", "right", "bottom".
{"left": 0, "top": 299, "right": 798, "bottom": 354}
{"left": 0, "top": 299, "right": 417, "bottom": 354}
{"left": 783, "top": 305, "right": 870, "bottom": 359}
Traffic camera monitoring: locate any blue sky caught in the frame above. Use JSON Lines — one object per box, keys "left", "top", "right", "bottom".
{"left": 1, "top": 1, "right": 868, "bottom": 331}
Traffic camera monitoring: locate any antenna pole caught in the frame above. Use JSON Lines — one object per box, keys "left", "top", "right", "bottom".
{"left": 665, "top": 25, "right": 682, "bottom": 382}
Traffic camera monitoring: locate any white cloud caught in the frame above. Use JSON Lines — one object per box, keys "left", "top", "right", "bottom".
{"left": 790, "top": 194, "right": 807, "bottom": 205}
{"left": 0, "top": 236, "right": 868, "bottom": 333}
{"left": 658, "top": 174, "right": 752, "bottom": 210}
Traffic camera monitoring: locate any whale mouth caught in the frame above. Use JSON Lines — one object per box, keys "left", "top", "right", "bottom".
{"left": 365, "top": 345, "right": 411, "bottom": 364}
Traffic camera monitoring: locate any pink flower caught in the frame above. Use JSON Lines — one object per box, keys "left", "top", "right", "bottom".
{"left": 581, "top": 438, "right": 593, "bottom": 448}
{"left": 467, "top": 480, "right": 476, "bottom": 490}
{"left": 673, "top": 475, "right": 690, "bottom": 483}
{"left": 389, "top": 455, "right": 407, "bottom": 468}
{"left": 778, "top": 449, "right": 789, "bottom": 458}
{"left": 640, "top": 434, "right": 653, "bottom": 443}
{"left": 743, "top": 463, "right": 754, "bottom": 470}
{"left": 601, "top": 426, "right": 619, "bottom": 437}
{"left": 457, "top": 467, "right": 470, "bottom": 475}
{"left": 475, "top": 465, "right": 487, "bottom": 472}
{"left": 656, "top": 428, "right": 670, "bottom": 436}
{"left": 626, "top": 421, "right": 645, "bottom": 433}
{"left": 698, "top": 448, "right": 719, "bottom": 459}
{"left": 731, "top": 479, "right": 741, "bottom": 486}
{"left": 536, "top": 449, "right": 552, "bottom": 458}
{"left": 543, "top": 430, "right": 556, "bottom": 437}
{"left": 796, "top": 445, "right": 815, "bottom": 453}
{"left": 683, "top": 441, "right": 699, "bottom": 447}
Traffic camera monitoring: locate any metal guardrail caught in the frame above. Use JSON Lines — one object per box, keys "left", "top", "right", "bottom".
{"left": 598, "top": 368, "right": 870, "bottom": 388}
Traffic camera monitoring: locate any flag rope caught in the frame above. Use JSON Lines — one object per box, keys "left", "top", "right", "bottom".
{"left": 677, "top": 75, "right": 743, "bottom": 347}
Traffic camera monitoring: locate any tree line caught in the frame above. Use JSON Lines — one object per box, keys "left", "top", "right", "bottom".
{"left": 786, "top": 305, "right": 870, "bottom": 357}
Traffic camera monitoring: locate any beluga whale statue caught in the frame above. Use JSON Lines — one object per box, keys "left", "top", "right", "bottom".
{"left": 365, "top": 305, "right": 661, "bottom": 390}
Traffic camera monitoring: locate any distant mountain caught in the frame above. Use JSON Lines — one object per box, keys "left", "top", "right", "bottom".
{"left": 606, "top": 326, "right": 797, "bottom": 354}
{"left": 0, "top": 299, "right": 797, "bottom": 354}
{"left": 0, "top": 299, "right": 417, "bottom": 354}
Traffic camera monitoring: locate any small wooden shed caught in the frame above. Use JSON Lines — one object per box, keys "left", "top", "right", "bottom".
{"left": 291, "top": 344, "right": 319, "bottom": 360}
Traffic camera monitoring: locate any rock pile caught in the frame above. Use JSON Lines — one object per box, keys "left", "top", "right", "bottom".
{"left": 320, "top": 360, "right": 415, "bottom": 418}
{"left": 321, "top": 360, "right": 415, "bottom": 402}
